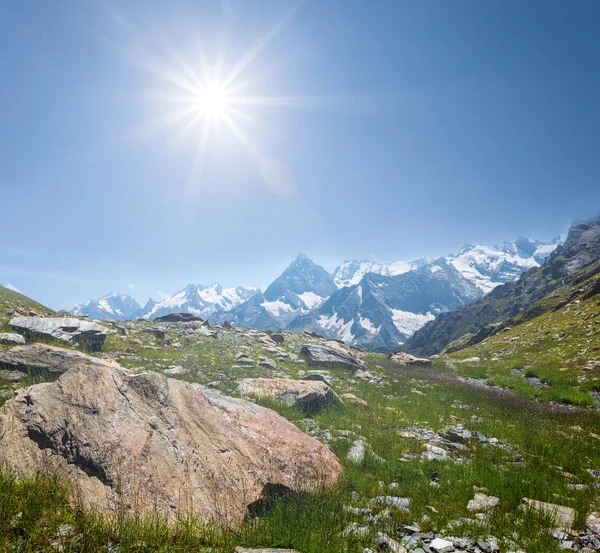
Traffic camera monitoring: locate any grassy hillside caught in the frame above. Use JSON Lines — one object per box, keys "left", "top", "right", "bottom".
{"left": 1, "top": 322, "right": 600, "bottom": 552}
{"left": 443, "top": 260, "right": 600, "bottom": 407}
{"left": 0, "top": 286, "right": 54, "bottom": 331}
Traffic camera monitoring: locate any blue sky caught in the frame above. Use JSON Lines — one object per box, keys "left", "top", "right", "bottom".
{"left": 2, "top": 0, "right": 599, "bottom": 309}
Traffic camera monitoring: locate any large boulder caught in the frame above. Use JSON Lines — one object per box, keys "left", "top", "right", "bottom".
{"left": 9, "top": 317, "right": 109, "bottom": 351}
{"left": 238, "top": 378, "right": 342, "bottom": 414}
{"left": 0, "top": 363, "right": 342, "bottom": 526}
{"left": 300, "top": 344, "right": 365, "bottom": 370}
{"left": 0, "top": 343, "right": 117, "bottom": 376}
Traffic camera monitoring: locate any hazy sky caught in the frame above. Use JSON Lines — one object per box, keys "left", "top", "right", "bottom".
{"left": 2, "top": 0, "right": 599, "bottom": 309}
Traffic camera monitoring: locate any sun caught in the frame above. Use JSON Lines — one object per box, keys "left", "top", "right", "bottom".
{"left": 192, "top": 84, "right": 232, "bottom": 118}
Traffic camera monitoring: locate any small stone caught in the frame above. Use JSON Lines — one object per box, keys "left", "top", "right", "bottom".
{"left": 467, "top": 493, "right": 500, "bottom": 512}
{"left": 430, "top": 538, "right": 454, "bottom": 552}
{"left": 347, "top": 440, "right": 366, "bottom": 463}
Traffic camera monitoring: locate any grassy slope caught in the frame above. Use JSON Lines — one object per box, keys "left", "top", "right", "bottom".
{"left": 443, "top": 262, "right": 600, "bottom": 407}
{"left": 0, "top": 285, "right": 54, "bottom": 331}
{"left": 1, "top": 322, "right": 600, "bottom": 552}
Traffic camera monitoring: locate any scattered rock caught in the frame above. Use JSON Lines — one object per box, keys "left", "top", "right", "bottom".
{"left": 10, "top": 317, "right": 109, "bottom": 351}
{"left": 586, "top": 511, "right": 600, "bottom": 533}
{"left": 375, "top": 532, "right": 408, "bottom": 553}
{"left": 522, "top": 498, "right": 576, "bottom": 531}
{"left": 300, "top": 344, "right": 365, "bottom": 370}
{"left": 258, "top": 357, "right": 277, "bottom": 369}
{"left": 0, "top": 333, "right": 26, "bottom": 346}
{"left": 430, "top": 538, "right": 455, "bottom": 552}
{"left": 389, "top": 351, "right": 432, "bottom": 367}
{"left": 268, "top": 332, "right": 285, "bottom": 344}
{"left": 347, "top": 440, "right": 366, "bottom": 463}
{"left": 0, "top": 343, "right": 118, "bottom": 376}
{"left": 237, "top": 377, "right": 342, "bottom": 414}
{"left": 302, "top": 372, "right": 332, "bottom": 385}
{"left": 467, "top": 493, "right": 500, "bottom": 512}
{"left": 340, "top": 393, "right": 367, "bottom": 406}
{"left": 343, "top": 522, "right": 371, "bottom": 537}
{"left": 0, "top": 364, "right": 342, "bottom": 526}
{"left": 164, "top": 365, "right": 188, "bottom": 376}
{"left": 370, "top": 496, "right": 411, "bottom": 512}
{"left": 234, "top": 353, "right": 254, "bottom": 366}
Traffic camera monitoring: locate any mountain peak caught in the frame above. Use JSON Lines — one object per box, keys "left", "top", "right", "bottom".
{"left": 293, "top": 253, "right": 313, "bottom": 264}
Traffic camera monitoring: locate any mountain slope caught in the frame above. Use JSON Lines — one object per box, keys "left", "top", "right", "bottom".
{"left": 223, "top": 254, "right": 337, "bottom": 329}
{"left": 404, "top": 214, "right": 600, "bottom": 356}
{"left": 71, "top": 293, "right": 141, "bottom": 321}
{"left": 138, "top": 284, "right": 258, "bottom": 321}
{"left": 442, "top": 258, "right": 600, "bottom": 407}
{"left": 290, "top": 258, "right": 482, "bottom": 351}
{"left": 0, "top": 286, "right": 54, "bottom": 329}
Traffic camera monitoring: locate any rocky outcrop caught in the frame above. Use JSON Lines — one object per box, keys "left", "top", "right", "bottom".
{"left": 300, "top": 344, "right": 365, "bottom": 370}
{"left": 0, "top": 333, "right": 26, "bottom": 346}
{"left": 238, "top": 378, "right": 342, "bottom": 414}
{"left": 154, "top": 313, "right": 203, "bottom": 323}
{"left": 0, "top": 343, "right": 118, "bottom": 375}
{"left": 389, "top": 351, "right": 432, "bottom": 367}
{"left": 0, "top": 363, "right": 342, "bottom": 525}
{"left": 9, "top": 317, "right": 109, "bottom": 351}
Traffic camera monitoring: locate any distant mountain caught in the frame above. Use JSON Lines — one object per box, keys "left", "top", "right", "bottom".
{"left": 333, "top": 258, "right": 430, "bottom": 288}
{"left": 221, "top": 254, "right": 337, "bottom": 329}
{"left": 335, "top": 239, "right": 559, "bottom": 295}
{"left": 137, "top": 284, "right": 258, "bottom": 321}
{"left": 403, "top": 215, "right": 600, "bottom": 356}
{"left": 447, "top": 237, "right": 561, "bottom": 294}
{"left": 60, "top": 234, "right": 562, "bottom": 350}
{"left": 71, "top": 293, "right": 141, "bottom": 321}
{"left": 290, "top": 258, "right": 482, "bottom": 351}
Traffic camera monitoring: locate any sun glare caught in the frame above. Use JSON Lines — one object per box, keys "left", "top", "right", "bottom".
{"left": 193, "top": 84, "right": 232, "bottom": 118}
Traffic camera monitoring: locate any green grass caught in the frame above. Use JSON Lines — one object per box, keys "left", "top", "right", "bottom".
{"left": 2, "top": 312, "right": 600, "bottom": 551}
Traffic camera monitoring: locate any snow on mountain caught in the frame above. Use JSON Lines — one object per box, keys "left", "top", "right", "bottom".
{"left": 448, "top": 238, "right": 561, "bottom": 294}
{"left": 290, "top": 258, "right": 482, "bottom": 351}
{"left": 71, "top": 293, "right": 141, "bottom": 321}
{"left": 138, "top": 284, "right": 258, "bottom": 321}
{"left": 222, "top": 254, "right": 337, "bottom": 329}
{"left": 333, "top": 258, "right": 430, "bottom": 288}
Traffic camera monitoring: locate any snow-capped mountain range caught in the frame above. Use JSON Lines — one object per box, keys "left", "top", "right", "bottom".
{"left": 69, "top": 236, "right": 561, "bottom": 350}
{"left": 71, "top": 293, "right": 142, "bottom": 321}
{"left": 137, "top": 284, "right": 258, "bottom": 321}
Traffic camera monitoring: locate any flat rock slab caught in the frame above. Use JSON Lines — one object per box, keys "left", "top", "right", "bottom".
{"left": 0, "top": 333, "right": 26, "bottom": 346}
{"left": 238, "top": 377, "right": 342, "bottom": 414}
{"left": 300, "top": 344, "right": 365, "bottom": 370}
{"left": 0, "top": 343, "right": 117, "bottom": 375}
{"left": 155, "top": 313, "right": 203, "bottom": 323}
{"left": 0, "top": 361, "right": 342, "bottom": 526}
{"left": 522, "top": 498, "right": 576, "bottom": 531}
{"left": 9, "top": 317, "right": 108, "bottom": 351}
{"left": 389, "top": 351, "right": 432, "bottom": 367}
